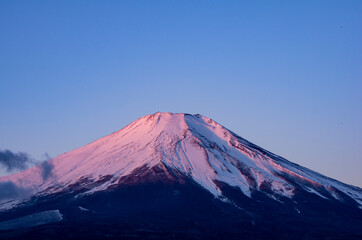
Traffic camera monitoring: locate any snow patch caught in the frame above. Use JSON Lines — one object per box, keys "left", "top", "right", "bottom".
{"left": 78, "top": 206, "right": 90, "bottom": 212}
{"left": 0, "top": 210, "right": 62, "bottom": 230}
{"left": 304, "top": 187, "right": 328, "bottom": 199}
{"left": 295, "top": 207, "right": 301, "bottom": 214}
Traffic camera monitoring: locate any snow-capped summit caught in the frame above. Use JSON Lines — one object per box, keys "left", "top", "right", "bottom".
{"left": 1, "top": 112, "right": 362, "bottom": 239}
{"left": 1, "top": 112, "right": 361, "bottom": 207}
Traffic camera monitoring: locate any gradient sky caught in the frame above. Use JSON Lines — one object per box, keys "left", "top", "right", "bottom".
{"left": 0, "top": 1, "right": 361, "bottom": 186}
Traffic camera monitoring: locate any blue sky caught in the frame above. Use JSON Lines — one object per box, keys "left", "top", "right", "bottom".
{"left": 0, "top": 1, "right": 361, "bottom": 186}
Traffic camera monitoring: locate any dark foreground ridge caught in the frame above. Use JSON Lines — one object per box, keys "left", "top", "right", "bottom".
{"left": 1, "top": 165, "right": 361, "bottom": 240}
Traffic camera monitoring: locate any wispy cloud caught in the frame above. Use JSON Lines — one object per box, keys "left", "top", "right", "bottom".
{"left": 40, "top": 153, "right": 54, "bottom": 181}
{"left": 0, "top": 152, "right": 54, "bottom": 201}
{"left": 0, "top": 181, "right": 26, "bottom": 200}
{"left": 0, "top": 149, "right": 34, "bottom": 172}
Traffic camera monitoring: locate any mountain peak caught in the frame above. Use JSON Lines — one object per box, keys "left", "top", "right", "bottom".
{"left": 1, "top": 113, "right": 361, "bottom": 210}
{"left": 123, "top": 112, "right": 222, "bottom": 144}
{"left": 141, "top": 112, "right": 207, "bottom": 128}
{"left": 1, "top": 112, "right": 361, "bottom": 239}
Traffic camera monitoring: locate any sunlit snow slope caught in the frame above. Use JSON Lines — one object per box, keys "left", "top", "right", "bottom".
{"left": 1, "top": 112, "right": 361, "bottom": 209}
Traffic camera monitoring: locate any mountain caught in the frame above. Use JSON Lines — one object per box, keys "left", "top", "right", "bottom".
{"left": 0, "top": 112, "right": 361, "bottom": 239}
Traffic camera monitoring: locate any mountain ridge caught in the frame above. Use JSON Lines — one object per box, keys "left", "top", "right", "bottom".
{"left": 0, "top": 112, "right": 361, "bottom": 239}
{"left": 1, "top": 112, "right": 361, "bottom": 209}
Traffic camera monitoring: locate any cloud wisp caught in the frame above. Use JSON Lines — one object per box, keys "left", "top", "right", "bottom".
{"left": 0, "top": 181, "right": 26, "bottom": 201}
{"left": 42, "top": 162, "right": 53, "bottom": 181}
{"left": 0, "top": 152, "right": 55, "bottom": 201}
{"left": 0, "top": 149, "right": 34, "bottom": 172}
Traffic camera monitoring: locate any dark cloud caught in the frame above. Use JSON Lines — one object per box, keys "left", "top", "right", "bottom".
{"left": 0, "top": 181, "right": 25, "bottom": 200}
{"left": 0, "top": 150, "right": 54, "bottom": 178}
{"left": 41, "top": 161, "right": 54, "bottom": 181}
{"left": 0, "top": 152, "right": 53, "bottom": 201}
{"left": 0, "top": 149, "right": 34, "bottom": 172}
{"left": 40, "top": 153, "right": 54, "bottom": 181}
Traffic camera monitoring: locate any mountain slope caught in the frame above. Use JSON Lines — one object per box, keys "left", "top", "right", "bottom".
{"left": 1, "top": 112, "right": 361, "bottom": 207}
{"left": 0, "top": 112, "right": 361, "bottom": 239}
